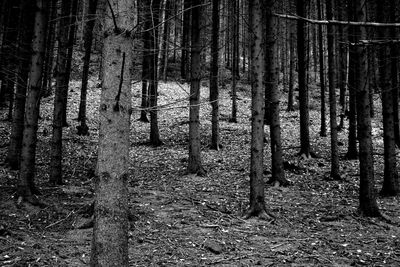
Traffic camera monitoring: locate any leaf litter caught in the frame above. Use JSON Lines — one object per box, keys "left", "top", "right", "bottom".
{"left": 0, "top": 77, "right": 399, "bottom": 266}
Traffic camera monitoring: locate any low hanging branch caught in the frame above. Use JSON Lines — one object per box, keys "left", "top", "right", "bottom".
{"left": 274, "top": 13, "right": 400, "bottom": 27}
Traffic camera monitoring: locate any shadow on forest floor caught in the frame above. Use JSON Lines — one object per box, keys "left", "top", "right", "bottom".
{"left": 1, "top": 78, "right": 400, "bottom": 266}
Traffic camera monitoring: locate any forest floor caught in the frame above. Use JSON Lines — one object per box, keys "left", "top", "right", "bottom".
{"left": 1, "top": 77, "right": 400, "bottom": 266}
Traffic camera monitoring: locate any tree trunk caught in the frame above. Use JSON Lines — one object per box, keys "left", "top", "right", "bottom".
{"left": 326, "top": 0, "right": 340, "bottom": 180}
{"left": 90, "top": 0, "right": 135, "bottom": 265}
{"left": 188, "top": 0, "right": 205, "bottom": 176}
{"left": 77, "top": 0, "right": 98, "bottom": 136}
{"left": 317, "top": 0, "right": 326, "bottom": 137}
{"left": 210, "top": 0, "right": 220, "bottom": 150}
{"left": 346, "top": 0, "right": 358, "bottom": 159}
{"left": 247, "top": 0, "right": 268, "bottom": 218}
{"left": 376, "top": 0, "right": 399, "bottom": 196}
{"left": 149, "top": 0, "right": 162, "bottom": 146}
{"left": 297, "top": 0, "right": 311, "bottom": 158}
{"left": 181, "top": 0, "right": 191, "bottom": 81}
{"left": 50, "top": 0, "right": 72, "bottom": 185}
{"left": 230, "top": 0, "right": 239, "bottom": 123}
{"left": 266, "top": 0, "right": 287, "bottom": 187}
{"left": 17, "top": 0, "right": 49, "bottom": 202}
{"left": 6, "top": 0, "right": 35, "bottom": 170}
{"left": 353, "top": 0, "right": 380, "bottom": 217}
{"left": 62, "top": 0, "right": 79, "bottom": 127}
{"left": 287, "top": 18, "right": 295, "bottom": 112}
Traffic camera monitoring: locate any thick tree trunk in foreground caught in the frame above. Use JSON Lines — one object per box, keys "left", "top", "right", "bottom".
{"left": 188, "top": 0, "right": 205, "bottom": 176}
{"left": 78, "top": 0, "right": 98, "bottom": 136}
{"left": 326, "top": 0, "right": 340, "bottom": 180}
{"left": 6, "top": 0, "right": 35, "bottom": 169}
{"left": 90, "top": 0, "right": 135, "bottom": 266}
{"left": 247, "top": 0, "right": 268, "bottom": 218}
{"left": 210, "top": 0, "right": 220, "bottom": 150}
{"left": 353, "top": 0, "right": 380, "bottom": 217}
{"left": 17, "top": 0, "right": 49, "bottom": 202}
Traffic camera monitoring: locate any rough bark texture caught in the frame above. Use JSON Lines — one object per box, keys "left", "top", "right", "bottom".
{"left": 78, "top": 0, "right": 98, "bottom": 136}
{"left": 6, "top": 0, "right": 35, "bottom": 169}
{"left": 326, "top": 0, "right": 340, "bottom": 180}
{"left": 188, "top": 0, "right": 205, "bottom": 176}
{"left": 90, "top": 0, "right": 135, "bottom": 266}
{"left": 377, "top": 0, "right": 399, "bottom": 196}
{"left": 17, "top": 0, "right": 49, "bottom": 201}
{"left": 50, "top": 0, "right": 72, "bottom": 185}
{"left": 297, "top": 0, "right": 311, "bottom": 158}
{"left": 353, "top": 0, "right": 380, "bottom": 217}
{"left": 248, "top": 0, "right": 267, "bottom": 217}
{"left": 210, "top": 0, "right": 220, "bottom": 150}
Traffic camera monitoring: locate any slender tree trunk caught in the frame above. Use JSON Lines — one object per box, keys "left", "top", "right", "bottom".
{"left": 353, "top": 0, "right": 380, "bottom": 217}
{"left": 247, "top": 0, "right": 268, "bottom": 218}
{"left": 181, "top": 0, "right": 191, "bottom": 81}
{"left": 346, "top": 0, "right": 358, "bottom": 159}
{"left": 297, "top": 0, "right": 311, "bottom": 158}
{"left": 317, "top": 0, "right": 326, "bottom": 137}
{"left": 17, "top": 0, "right": 49, "bottom": 202}
{"left": 90, "top": 0, "right": 135, "bottom": 265}
{"left": 41, "top": 0, "right": 57, "bottom": 98}
{"left": 266, "top": 0, "right": 287, "bottom": 187}
{"left": 391, "top": 4, "right": 400, "bottom": 147}
{"left": 377, "top": 0, "right": 399, "bottom": 196}
{"left": 210, "top": 0, "right": 220, "bottom": 150}
{"left": 149, "top": 0, "right": 162, "bottom": 146}
{"left": 77, "top": 0, "right": 98, "bottom": 136}
{"left": 287, "top": 19, "right": 295, "bottom": 112}
{"left": 230, "top": 0, "right": 238, "bottom": 123}
{"left": 6, "top": 0, "right": 35, "bottom": 169}
{"left": 326, "top": 0, "right": 340, "bottom": 180}
{"left": 49, "top": 0, "right": 72, "bottom": 185}
{"left": 188, "top": 0, "right": 205, "bottom": 176}
{"left": 337, "top": 0, "right": 347, "bottom": 131}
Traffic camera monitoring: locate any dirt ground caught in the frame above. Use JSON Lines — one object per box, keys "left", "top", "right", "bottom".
{"left": 1, "top": 79, "right": 400, "bottom": 266}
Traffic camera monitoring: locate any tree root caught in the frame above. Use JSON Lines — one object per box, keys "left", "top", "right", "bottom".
{"left": 243, "top": 207, "right": 275, "bottom": 222}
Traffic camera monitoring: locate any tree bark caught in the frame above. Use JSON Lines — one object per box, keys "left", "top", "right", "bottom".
{"left": 247, "top": 0, "right": 267, "bottom": 218}
{"left": 353, "top": 0, "right": 380, "bottom": 217}
{"left": 50, "top": 0, "right": 72, "bottom": 185}
{"left": 297, "top": 0, "right": 311, "bottom": 158}
{"left": 188, "top": 0, "right": 205, "bottom": 176}
{"left": 17, "top": 0, "right": 49, "bottom": 202}
{"left": 210, "top": 0, "right": 220, "bottom": 150}
{"left": 90, "top": 0, "right": 136, "bottom": 266}
{"left": 326, "top": 0, "right": 340, "bottom": 180}
{"left": 376, "top": 0, "right": 399, "bottom": 196}
{"left": 317, "top": 0, "right": 326, "bottom": 137}
{"left": 78, "top": 0, "right": 99, "bottom": 136}
{"left": 181, "top": 0, "right": 191, "bottom": 81}
{"left": 6, "top": 0, "right": 35, "bottom": 170}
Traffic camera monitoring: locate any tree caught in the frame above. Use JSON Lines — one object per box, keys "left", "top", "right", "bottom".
{"left": 77, "top": 0, "right": 99, "bottom": 136}
{"left": 148, "top": 0, "right": 163, "bottom": 146}
{"left": 265, "top": 0, "right": 287, "bottom": 186}
{"left": 353, "top": 0, "right": 380, "bottom": 217}
{"left": 296, "top": 0, "right": 311, "bottom": 158}
{"left": 187, "top": 0, "right": 206, "bottom": 176}
{"left": 17, "top": 0, "right": 49, "bottom": 202}
{"left": 246, "top": 0, "right": 268, "bottom": 219}
{"left": 90, "top": 0, "right": 136, "bottom": 265}
{"left": 376, "top": 0, "right": 399, "bottom": 196}
{"left": 230, "top": 0, "right": 239, "bottom": 123}
{"left": 181, "top": 0, "right": 191, "bottom": 81}
{"left": 317, "top": 0, "right": 326, "bottom": 137}
{"left": 209, "top": 0, "right": 220, "bottom": 150}
{"left": 326, "top": 0, "right": 340, "bottom": 180}
{"left": 6, "top": 0, "right": 35, "bottom": 169}
{"left": 50, "top": 0, "right": 72, "bottom": 185}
